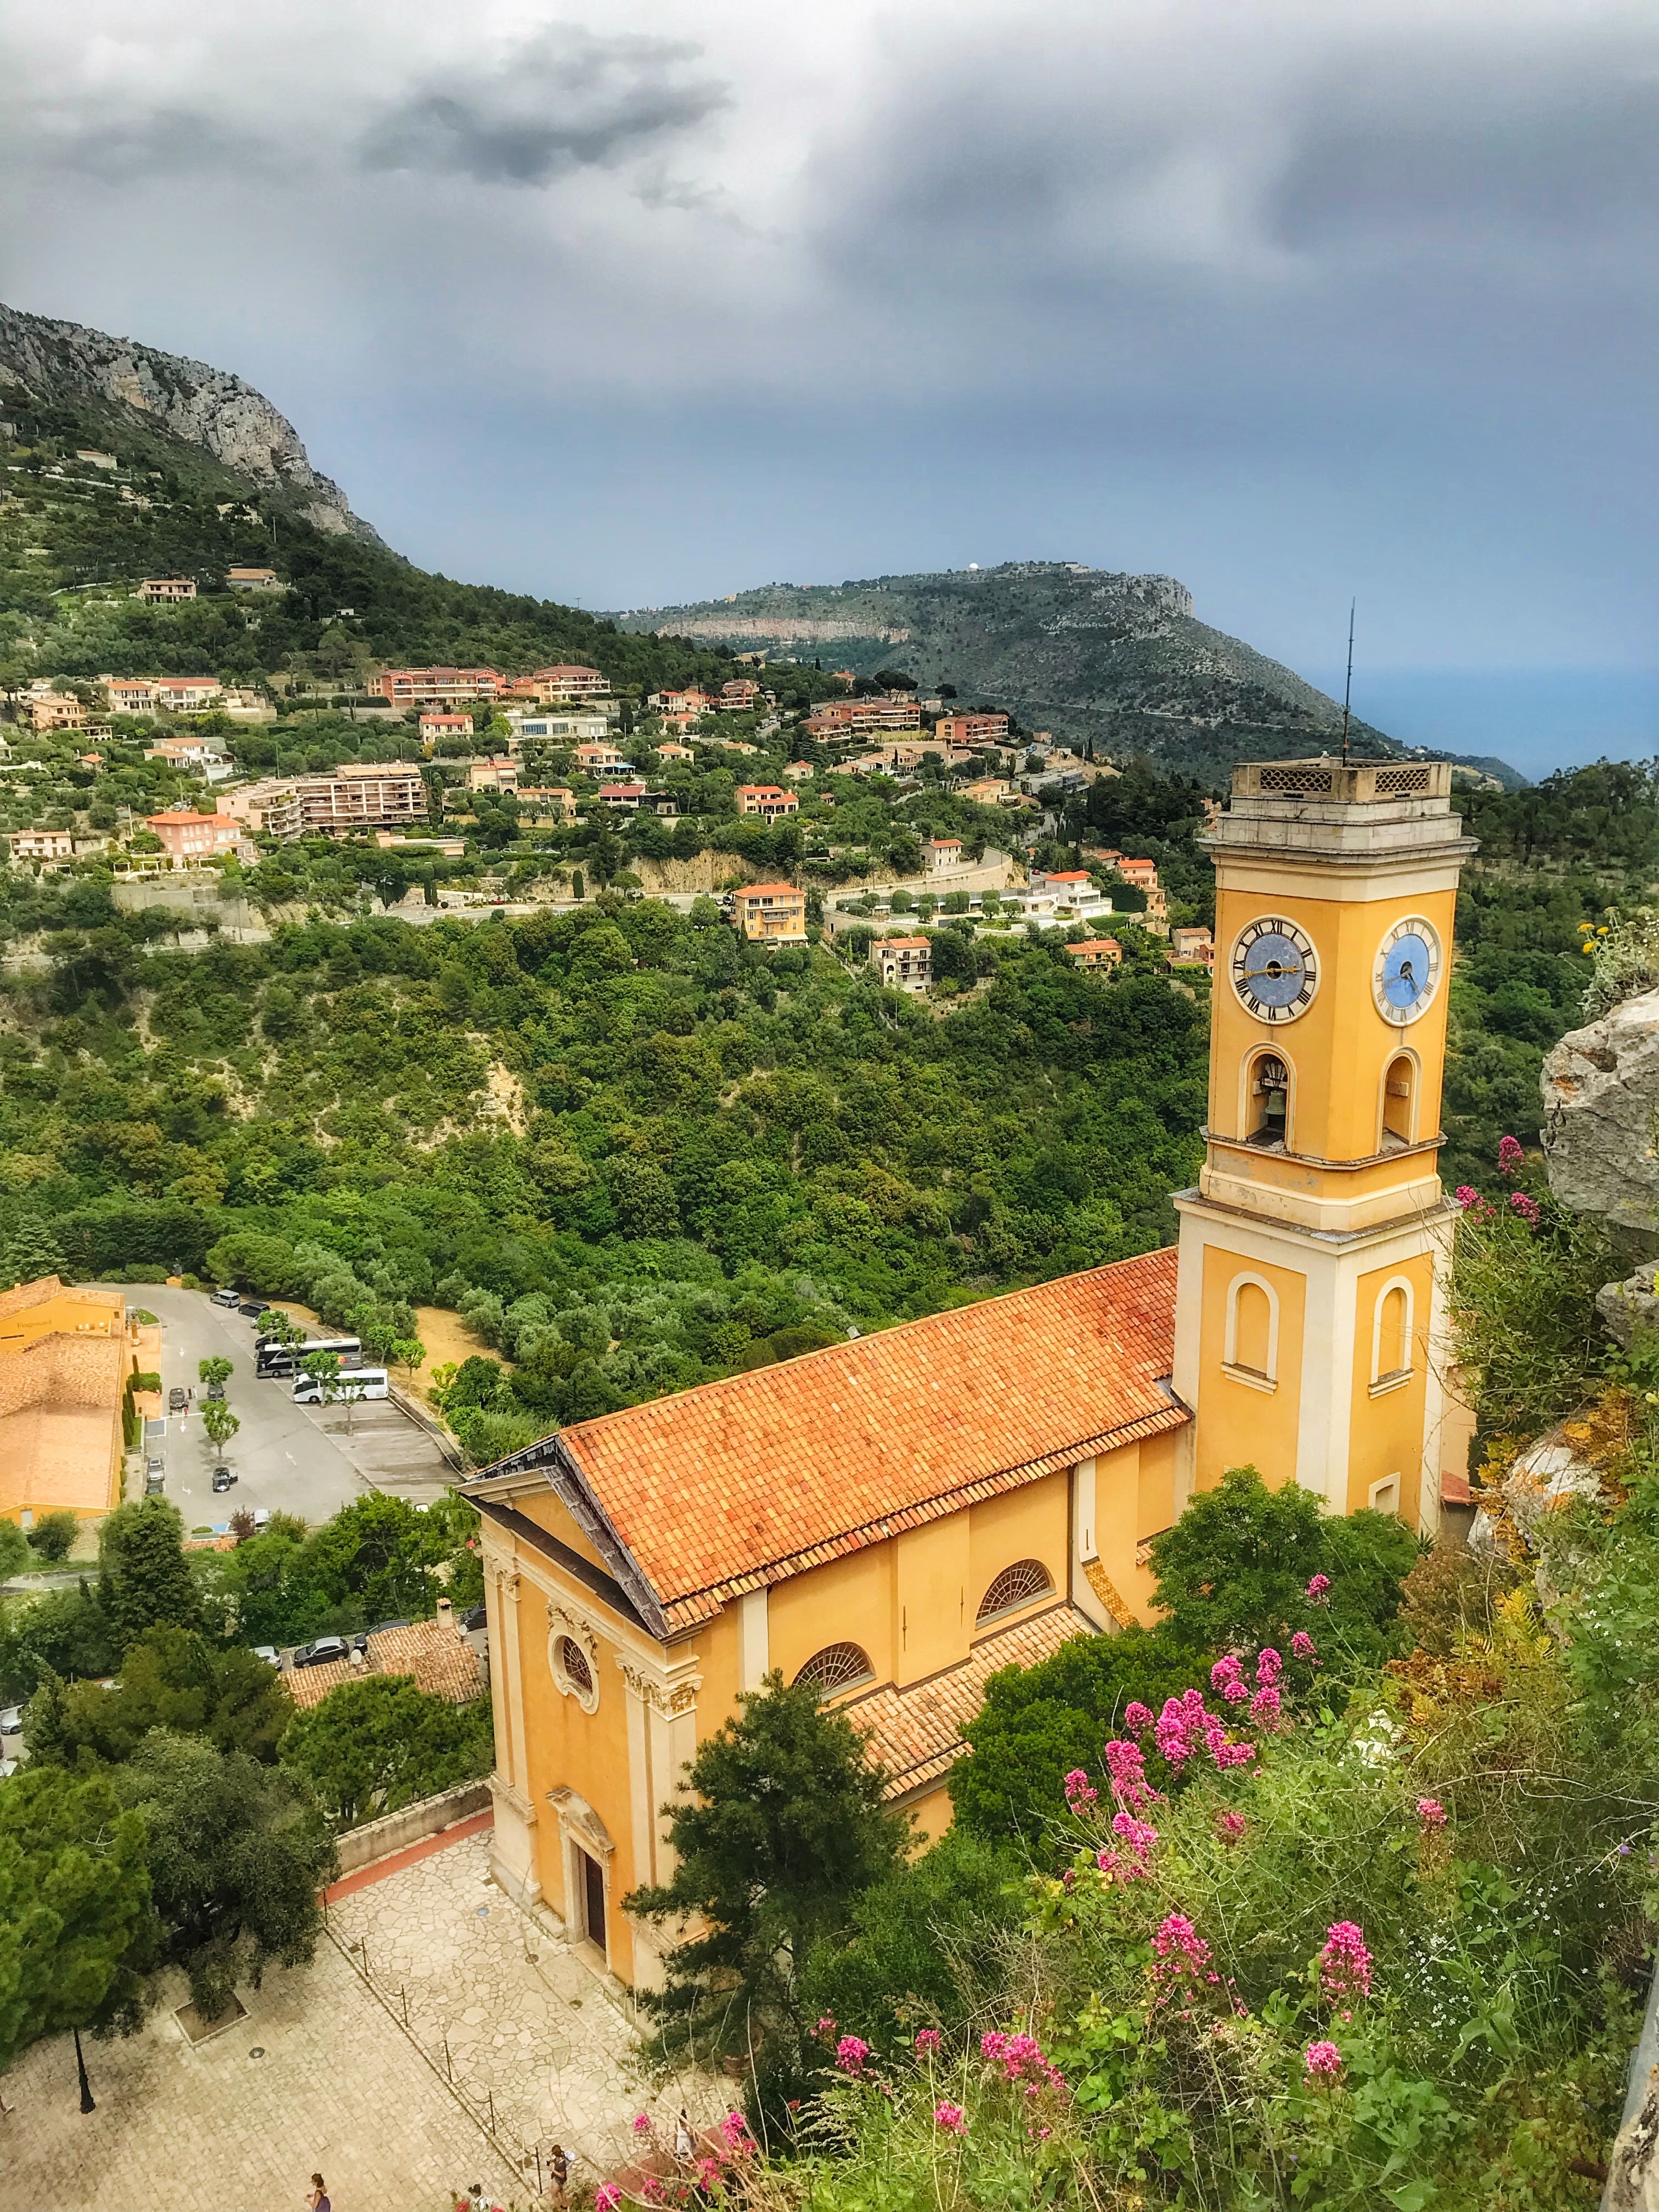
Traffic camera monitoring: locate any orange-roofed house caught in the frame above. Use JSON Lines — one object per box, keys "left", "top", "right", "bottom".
{"left": 1066, "top": 938, "right": 1122, "bottom": 970}
{"left": 463, "top": 1249, "right": 1185, "bottom": 1982}
{"left": 420, "top": 712, "right": 475, "bottom": 747}
{"left": 736, "top": 785, "right": 798, "bottom": 820}
{"left": 534, "top": 664, "right": 612, "bottom": 703}
{"left": 731, "top": 882, "right": 807, "bottom": 943}
{"left": 872, "top": 934, "right": 932, "bottom": 992}
{"left": 0, "top": 1277, "right": 129, "bottom": 1526}
{"left": 145, "top": 810, "right": 246, "bottom": 865}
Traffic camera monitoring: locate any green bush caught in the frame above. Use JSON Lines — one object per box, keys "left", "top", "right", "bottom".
{"left": 25, "top": 1510, "right": 78, "bottom": 1564}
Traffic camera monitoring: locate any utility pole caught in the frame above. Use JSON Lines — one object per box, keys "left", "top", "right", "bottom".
{"left": 1340, "top": 600, "right": 1356, "bottom": 765}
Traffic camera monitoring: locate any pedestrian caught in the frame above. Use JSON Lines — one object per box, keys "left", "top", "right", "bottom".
{"left": 549, "top": 2145, "right": 569, "bottom": 2204}
{"left": 674, "top": 2109, "right": 694, "bottom": 2162}
{"left": 306, "top": 2177, "right": 330, "bottom": 2212}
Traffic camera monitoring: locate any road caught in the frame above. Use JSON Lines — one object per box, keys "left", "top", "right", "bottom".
{"left": 109, "top": 1286, "right": 461, "bottom": 1534}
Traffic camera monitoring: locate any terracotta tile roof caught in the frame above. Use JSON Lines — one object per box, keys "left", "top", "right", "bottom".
{"left": 283, "top": 1657, "right": 357, "bottom": 1709}
{"left": 368, "top": 1621, "right": 483, "bottom": 1704}
{"left": 552, "top": 1248, "right": 1181, "bottom": 1634}
{"left": 850, "top": 1602, "right": 1092, "bottom": 1799}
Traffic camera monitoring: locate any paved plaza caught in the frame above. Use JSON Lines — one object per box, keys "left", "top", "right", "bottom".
{"left": 1, "top": 1831, "right": 725, "bottom": 2212}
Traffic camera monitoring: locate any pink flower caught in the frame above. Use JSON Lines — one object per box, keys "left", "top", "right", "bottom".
{"left": 1112, "top": 1810, "right": 1159, "bottom": 1859}
{"left": 720, "top": 2111, "right": 752, "bottom": 2153}
{"left": 695, "top": 2158, "right": 722, "bottom": 2190}
{"left": 934, "top": 2101, "right": 968, "bottom": 2136}
{"left": 1216, "top": 1809, "right": 1248, "bottom": 1846}
{"left": 1304, "top": 2039, "right": 1342, "bottom": 2080}
{"left": 915, "top": 2029, "right": 942, "bottom": 2055}
{"left": 1211, "top": 1655, "right": 1244, "bottom": 1693}
{"left": 1214, "top": 1737, "right": 1257, "bottom": 1768}
{"left": 1221, "top": 1677, "right": 1249, "bottom": 1704}
{"left": 1150, "top": 1912, "right": 1214, "bottom": 2000}
{"left": 633, "top": 2113, "right": 652, "bottom": 2134}
{"left": 836, "top": 2034, "right": 871, "bottom": 2074}
{"left": 1417, "top": 1797, "right": 1448, "bottom": 1830}
{"left": 1103, "top": 1737, "right": 1155, "bottom": 1807}
{"left": 642, "top": 2181, "right": 665, "bottom": 2205}
{"left": 1063, "top": 1767, "right": 1099, "bottom": 1808}
{"left": 1306, "top": 1573, "right": 1331, "bottom": 1605}
{"left": 1454, "top": 1184, "right": 1481, "bottom": 1210}
{"left": 1319, "top": 1922, "right": 1374, "bottom": 2005}
{"left": 1250, "top": 1685, "right": 1282, "bottom": 1728}
{"left": 1256, "top": 1647, "right": 1283, "bottom": 1688}
{"left": 1290, "top": 1631, "right": 1316, "bottom": 1661}
{"left": 815, "top": 2014, "right": 837, "bottom": 2040}
{"left": 1122, "top": 1701, "right": 1153, "bottom": 1734}
{"left": 1498, "top": 1135, "right": 1524, "bottom": 1177}
{"left": 596, "top": 2191, "right": 622, "bottom": 2212}
{"left": 1510, "top": 1192, "right": 1541, "bottom": 1226}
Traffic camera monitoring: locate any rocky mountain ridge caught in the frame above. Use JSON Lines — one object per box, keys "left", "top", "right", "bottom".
{"left": 618, "top": 562, "right": 1520, "bottom": 787}
{"left": 0, "top": 302, "right": 380, "bottom": 544}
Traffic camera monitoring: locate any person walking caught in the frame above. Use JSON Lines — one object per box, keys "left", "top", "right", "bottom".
{"left": 305, "top": 2177, "right": 330, "bottom": 2212}
{"left": 549, "top": 2145, "right": 569, "bottom": 2204}
{"left": 674, "top": 2110, "right": 695, "bottom": 2162}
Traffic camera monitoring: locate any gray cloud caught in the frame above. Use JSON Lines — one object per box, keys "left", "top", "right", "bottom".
{"left": 360, "top": 24, "right": 729, "bottom": 185}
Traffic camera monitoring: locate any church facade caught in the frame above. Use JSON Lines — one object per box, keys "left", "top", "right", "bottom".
{"left": 465, "top": 755, "right": 1475, "bottom": 1987}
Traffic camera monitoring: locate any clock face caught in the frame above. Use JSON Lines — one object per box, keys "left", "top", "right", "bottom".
{"left": 1374, "top": 917, "right": 1442, "bottom": 1025}
{"left": 1231, "top": 917, "right": 1319, "bottom": 1024}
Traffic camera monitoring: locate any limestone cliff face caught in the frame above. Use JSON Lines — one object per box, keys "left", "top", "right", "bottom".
{"left": 1541, "top": 989, "right": 1659, "bottom": 1243}
{"left": 0, "top": 301, "right": 380, "bottom": 543}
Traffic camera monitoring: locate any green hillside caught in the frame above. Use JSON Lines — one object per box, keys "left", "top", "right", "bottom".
{"left": 617, "top": 563, "right": 1522, "bottom": 788}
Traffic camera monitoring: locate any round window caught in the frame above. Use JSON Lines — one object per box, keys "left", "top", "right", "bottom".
{"left": 558, "top": 1636, "right": 593, "bottom": 1696}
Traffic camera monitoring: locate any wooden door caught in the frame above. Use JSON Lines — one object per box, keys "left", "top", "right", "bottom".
{"left": 582, "top": 1849, "right": 606, "bottom": 1954}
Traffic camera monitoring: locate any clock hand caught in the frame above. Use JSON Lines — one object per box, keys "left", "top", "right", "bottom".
{"left": 1242, "top": 963, "right": 1302, "bottom": 980}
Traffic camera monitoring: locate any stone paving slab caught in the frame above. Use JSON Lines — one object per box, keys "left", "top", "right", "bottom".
{"left": 327, "top": 1833, "right": 726, "bottom": 2183}
{"left": 0, "top": 1940, "right": 523, "bottom": 2212}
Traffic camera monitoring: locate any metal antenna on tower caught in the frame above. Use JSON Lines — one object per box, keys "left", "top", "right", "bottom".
{"left": 1340, "top": 600, "right": 1356, "bottom": 764}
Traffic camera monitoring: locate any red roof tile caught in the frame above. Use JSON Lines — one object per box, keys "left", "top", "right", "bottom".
{"left": 556, "top": 1249, "right": 1181, "bottom": 1633}
{"left": 851, "top": 1601, "right": 1091, "bottom": 1798}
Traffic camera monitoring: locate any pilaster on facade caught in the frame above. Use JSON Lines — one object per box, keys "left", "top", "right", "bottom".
{"left": 617, "top": 1654, "right": 702, "bottom": 1901}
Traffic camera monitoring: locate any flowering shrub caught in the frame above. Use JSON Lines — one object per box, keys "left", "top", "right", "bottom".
{"left": 1317, "top": 1920, "right": 1374, "bottom": 2007}
{"left": 1417, "top": 1796, "right": 1447, "bottom": 1830}
{"left": 913, "top": 2028, "right": 940, "bottom": 2055}
{"left": 1303, "top": 2038, "right": 1342, "bottom": 2080}
{"left": 834, "top": 2034, "right": 870, "bottom": 2074}
{"left": 933, "top": 2100, "right": 967, "bottom": 2135}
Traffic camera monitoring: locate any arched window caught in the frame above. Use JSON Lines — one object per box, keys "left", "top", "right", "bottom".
{"left": 1223, "top": 1272, "right": 1279, "bottom": 1386}
{"left": 793, "top": 1643, "right": 875, "bottom": 1696}
{"left": 1244, "top": 1051, "right": 1291, "bottom": 1149}
{"left": 975, "top": 1559, "right": 1054, "bottom": 1625}
{"left": 1371, "top": 1278, "right": 1414, "bottom": 1387}
{"left": 1380, "top": 1053, "right": 1417, "bottom": 1149}
{"left": 557, "top": 1637, "right": 593, "bottom": 1697}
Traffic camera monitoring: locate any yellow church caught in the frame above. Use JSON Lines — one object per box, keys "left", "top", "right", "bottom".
{"left": 465, "top": 755, "right": 1475, "bottom": 1987}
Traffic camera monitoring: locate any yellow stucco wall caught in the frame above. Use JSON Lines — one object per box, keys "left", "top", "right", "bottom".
{"left": 967, "top": 1474, "right": 1070, "bottom": 1639}
{"left": 768, "top": 1542, "right": 894, "bottom": 1691}
{"left": 1209, "top": 884, "right": 1457, "bottom": 1163}
{"left": 696, "top": 1592, "right": 743, "bottom": 1729}
{"left": 511, "top": 1488, "right": 612, "bottom": 1573}
{"left": 1345, "top": 1251, "right": 1436, "bottom": 1523}
{"left": 1195, "top": 1247, "right": 1307, "bottom": 1492}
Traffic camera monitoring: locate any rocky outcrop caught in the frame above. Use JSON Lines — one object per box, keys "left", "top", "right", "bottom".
{"left": 0, "top": 301, "right": 379, "bottom": 542}
{"left": 1541, "top": 988, "right": 1659, "bottom": 1248}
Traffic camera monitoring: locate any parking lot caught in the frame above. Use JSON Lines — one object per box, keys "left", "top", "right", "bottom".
{"left": 114, "top": 1287, "right": 462, "bottom": 1533}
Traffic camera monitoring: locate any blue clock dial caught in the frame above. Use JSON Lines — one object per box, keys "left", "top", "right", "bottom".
{"left": 1373, "top": 918, "right": 1442, "bottom": 1025}
{"left": 1232, "top": 917, "right": 1319, "bottom": 1023}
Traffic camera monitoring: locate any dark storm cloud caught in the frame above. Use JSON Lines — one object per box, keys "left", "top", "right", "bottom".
{"left": 360, "top": 24, "right": 729, "bottom": 185}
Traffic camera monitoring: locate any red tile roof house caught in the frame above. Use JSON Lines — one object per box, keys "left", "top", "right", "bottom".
{"left": 144, "top": 811, "right": 247, "bottom": 866}
{"left": 731, "top": 883, "right": 808, "bottom": 943}
{"left": 1066, "top": 938, "right": 1123, "bottom": 970}
{"left": 736, "top": 785, "right": 799, "bottom": 820}
{"left": 419, "top": 713, "right": 475, "bottom": 747}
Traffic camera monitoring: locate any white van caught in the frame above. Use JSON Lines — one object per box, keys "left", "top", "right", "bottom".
{"left": 291, "top": 1366, "right": 390, "bottom": 1406}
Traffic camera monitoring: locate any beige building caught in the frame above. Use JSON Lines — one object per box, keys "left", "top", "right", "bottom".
{"left": 29, "top": 693, "right": 87, "bottom": 733}
{"left": 224, "top": 765, "right": 427, "bottom": 839}
{"left": 10, "top": 829, "right": 75, "bottom": 865}
{"left": 736, "top": 785, "right": 798, "bottom": 820}
{"left": 0, "top": 1278, "right": 129, "bottom": 1526}
{"left": 467, "top": 757, "right": 519, "bottom": 794}
{"left": 226, "top": 567, "right": 284, "bottom": 592}
{"left": 145, "top": 811, "right": 247, "bottom": 866}
{"left": 872, "top": 935, "right": 932, "bottom": 992}
{"left": 138, "top": 577, "right": 196, "bottom": 603}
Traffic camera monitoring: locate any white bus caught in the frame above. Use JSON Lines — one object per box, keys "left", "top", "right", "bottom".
{"left": 256, "top": 1334, "right": 362, "bottom": 1378}
{"left": 292, "top": 1365, "right": 389, "bottom": 1406}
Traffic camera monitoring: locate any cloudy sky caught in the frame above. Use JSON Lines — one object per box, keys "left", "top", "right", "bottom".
{"left": 3, "top": 0, "right": 1655, "bottom": 767}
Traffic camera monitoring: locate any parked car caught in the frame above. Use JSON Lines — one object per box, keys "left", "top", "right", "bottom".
{"left": 291, "top": 1635, "right": 348, "bottom": 1669}
{"left": 206, "top": 1378, "right": 226, "bottom": 1400}
{"left": 239, "top": 1300, "right": 269, "bottom": 1320}
{"left": 462, "top": 1603, "right": 488, "bottom": 1632}
{"left": 168, "top": 1386, "right": 188, "bottom": 1413}
{"left": 251, "top": 1645, "right": 280, "bottom": 1667}
{"left": 0, "top": 1705, "right": 23, "bottom": 1737}
{"left": 211, "top": 1466, "right": 236, "bottom": 1493}
{"left": 144, "top": 1457, "right": 165, "bottom": 1493}
{"left": 253, "top": 1508, "right": 270, "bottom": 1531}
{"left": 352, "top": 1617, "right": 411, "bottom": 1654}
{"left": 213, "top": 1286, "right": 241, "bottom": 1308}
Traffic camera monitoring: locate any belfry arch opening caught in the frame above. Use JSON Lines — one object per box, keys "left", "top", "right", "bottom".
{"left": 1245, "top": 1051, "right": 1291, "bottom": 1149}
{"left": 1380, "top": 1053, "right": 1418, "bottom": 1150}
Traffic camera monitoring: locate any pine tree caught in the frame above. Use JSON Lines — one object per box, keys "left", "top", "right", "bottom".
{"left": 98, "top": 1498, "right": 201, "bottom": 1654}
{"left": 0, "top": 1216, "right": 66, "bottom": 1291}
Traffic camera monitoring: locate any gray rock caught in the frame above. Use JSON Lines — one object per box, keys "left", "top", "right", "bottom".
{"left": 0, "top": 300, "right": 379, "bottom": 543}
{"left": 1599, "top": 1262, "right": 1659, "bottom": 1349}
{"left": 1542, "top": 988, "right": 1659, "bottom": 1240}
{"left": 1609, "top": 2067, "right": 1659, "bottom": 2211}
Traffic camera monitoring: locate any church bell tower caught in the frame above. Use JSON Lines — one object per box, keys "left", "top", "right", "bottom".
{"left": 1171, "top": 758, "right": 1477, "bottom": 1529}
